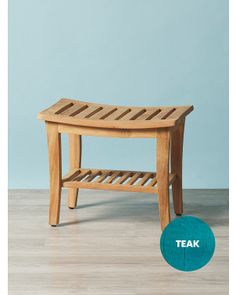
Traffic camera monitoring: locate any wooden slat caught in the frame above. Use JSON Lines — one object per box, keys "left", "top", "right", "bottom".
{"left": 135, "top": 109, "right": 161, "bottom": 120}
{"left": 136, "top": 173, "right": 154, "bottom": 186}
{"left": 82, "top": 171, "right": 101, "bottom": 183}
{"left": 147, "top": 177, "right": 157, "bottom": 187}
{"left": 165, "top": 107, "right": 187, "bottom": 120}
{"left": 126, "top": 172, "right": 143, "bottom": 185}
{"left": 89, "top": 107, "right": 117, "bottom": 120}
{"left": 46, "top": 100, "right": 74, "bottom": 115}
{"left": 115, "top": 172, "right": 133, "bottom": 184}
{"left": 74, "top": 105, "right": 103, "bottom": 119}
{"left": 63, "top": 169, "right": 81, "bottom": 182}
{"left": 60, "top": 103, "right": 88, "bottom": 116}
{"left": 73, "top": 169, "right": 91, "bottom": 181}
{"left": 55, "top": 103, "right": 74, "bottom": 114}
{"left": 106, "top": 108, "right": 132, "bottom": 120}
{"left": 151, "top": 107, "right": 176, "bottom": 120}
{"left": 95, "top": 171, "right": 112, "bottom": 183}
{"left": 119, "top": 108, "right": 146, "bottom": 121}
{"left": 105, "top": 171, "right": 122, "bottom": 184}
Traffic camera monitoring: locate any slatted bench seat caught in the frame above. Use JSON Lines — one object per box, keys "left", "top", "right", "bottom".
{"left": 38, "top": 98, "right": 193, "bottom": 230}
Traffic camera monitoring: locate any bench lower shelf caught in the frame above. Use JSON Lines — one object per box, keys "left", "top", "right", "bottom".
{"left": 62, "top": 168, "right": 176, "bottom": 194}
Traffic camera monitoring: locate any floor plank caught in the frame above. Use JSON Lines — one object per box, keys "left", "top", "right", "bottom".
{"left": 9, "top": 189, "right": 228, "bottom": 295}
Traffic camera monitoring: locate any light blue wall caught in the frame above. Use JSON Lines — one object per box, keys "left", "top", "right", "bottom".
{"left": 9, "top": 0, "right": 228, "bottom": 188}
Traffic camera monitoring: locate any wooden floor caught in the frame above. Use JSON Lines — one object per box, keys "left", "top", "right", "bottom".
{"left": 9, "top": 189, "right": 228, "bottom": 295}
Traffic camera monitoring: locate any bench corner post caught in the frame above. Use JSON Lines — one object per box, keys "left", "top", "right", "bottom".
{"left": 156, "top": 129, "right": 171, "bottom": 230}
{"left": 68, "top": 133, "right": 82, "bottom": 209}
{"left": 46, "top": 121, "right": 62, "bottom": 226}
{"left": 171, "top": 119, "right": 185, "bottom": 216}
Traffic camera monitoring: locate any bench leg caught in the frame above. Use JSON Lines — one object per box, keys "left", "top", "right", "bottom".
{"left": 171, "top": 120, "right": 185, "bottom": 216}
{"left": 156, "top": 130, "right": 171, "bottom": 231}
{"left": 46, "top": 122, "right": 62, "bottom": 226}
{"left": 68, "top": 134, "right": 82, "bottom": 209}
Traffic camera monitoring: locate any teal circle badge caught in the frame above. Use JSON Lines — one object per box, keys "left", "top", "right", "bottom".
{"left": 160, "top": 216, "right": 215, "bottom": 271}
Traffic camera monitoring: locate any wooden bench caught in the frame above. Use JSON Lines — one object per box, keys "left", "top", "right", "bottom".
{"left": 38, "top": 99, "right": 193, "bottom": 230}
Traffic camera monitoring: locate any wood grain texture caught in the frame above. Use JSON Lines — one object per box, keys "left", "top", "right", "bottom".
{"left": 68, "top": 134, "right": 82, "bottom": 209}
{"left": 38, "top": 98, "right": 193, "bottom": 129}
{"left": 156, "top": 129, "right": 171, "bottom": 230}
{"left": 46, "top": 122, "right": 62, "bottom": 225}
{"left": 9, "top": 189, "right": 229, "bottom": 295}
{"left": 58, "top": 124, "right": 159, "bottom": 138}
{"left": 171, "top": 119, "right": 185, "bottom": 215}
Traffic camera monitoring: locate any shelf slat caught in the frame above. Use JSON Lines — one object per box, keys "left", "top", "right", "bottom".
{"left": 62, "top": 168, "right": 176, "bottom": 194}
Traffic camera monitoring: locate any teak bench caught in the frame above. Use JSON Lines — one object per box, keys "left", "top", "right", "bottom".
{"left": 38, "top": 99, "right": 193, "bottom": 230}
